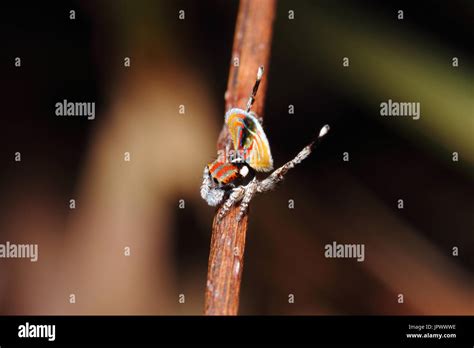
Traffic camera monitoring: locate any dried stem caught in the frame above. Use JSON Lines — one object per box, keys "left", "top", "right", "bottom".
{"left": 204, "top": 0, "right": 276, "bottom": 315}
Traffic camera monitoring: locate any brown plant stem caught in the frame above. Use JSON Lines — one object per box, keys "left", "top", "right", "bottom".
{"left": 204, "top": 0, "right": 276, "bottom": 315}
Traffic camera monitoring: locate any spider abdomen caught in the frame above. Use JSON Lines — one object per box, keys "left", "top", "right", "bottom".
{"left": 208, "top": 160, "right": 240, "bottom": 185}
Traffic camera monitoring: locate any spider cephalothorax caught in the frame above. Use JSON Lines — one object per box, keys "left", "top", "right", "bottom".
{"left": 201, "top": 66, "right": 330, "bottom": 221}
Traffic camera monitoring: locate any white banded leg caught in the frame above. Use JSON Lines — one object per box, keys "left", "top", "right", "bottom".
{"left": 200, "top": 166, "right": 211, "bottom": 201}
{"left": 217, "top": 185, "right": 245, "bottom": 221}
{"left": 237, "top": 177, "right": 258, "bottom": 221}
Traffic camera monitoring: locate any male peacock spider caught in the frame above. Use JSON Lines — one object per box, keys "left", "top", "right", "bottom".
{"left": 201, "top": 66, "right": 330, "bottom": 221}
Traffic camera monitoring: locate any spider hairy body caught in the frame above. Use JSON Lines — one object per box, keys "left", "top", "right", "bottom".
{"left": 200, "top": 66, "right": 330, "bottom": 222}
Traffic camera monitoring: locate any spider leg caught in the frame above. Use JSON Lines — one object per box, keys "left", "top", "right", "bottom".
{"left": 200, "top": 166, "right": 211, "bottom": 201}
{"left": 246, "top": 66, "right": 264, "bottom": 112}
{"left": 237, "top": 177, "right": 258, "bottom": 221}
{"left": 201, "top": 166, "right": 225, "bottom": 207}
{"left": 217, "top": 186, "right": 245, "bottom": 221}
